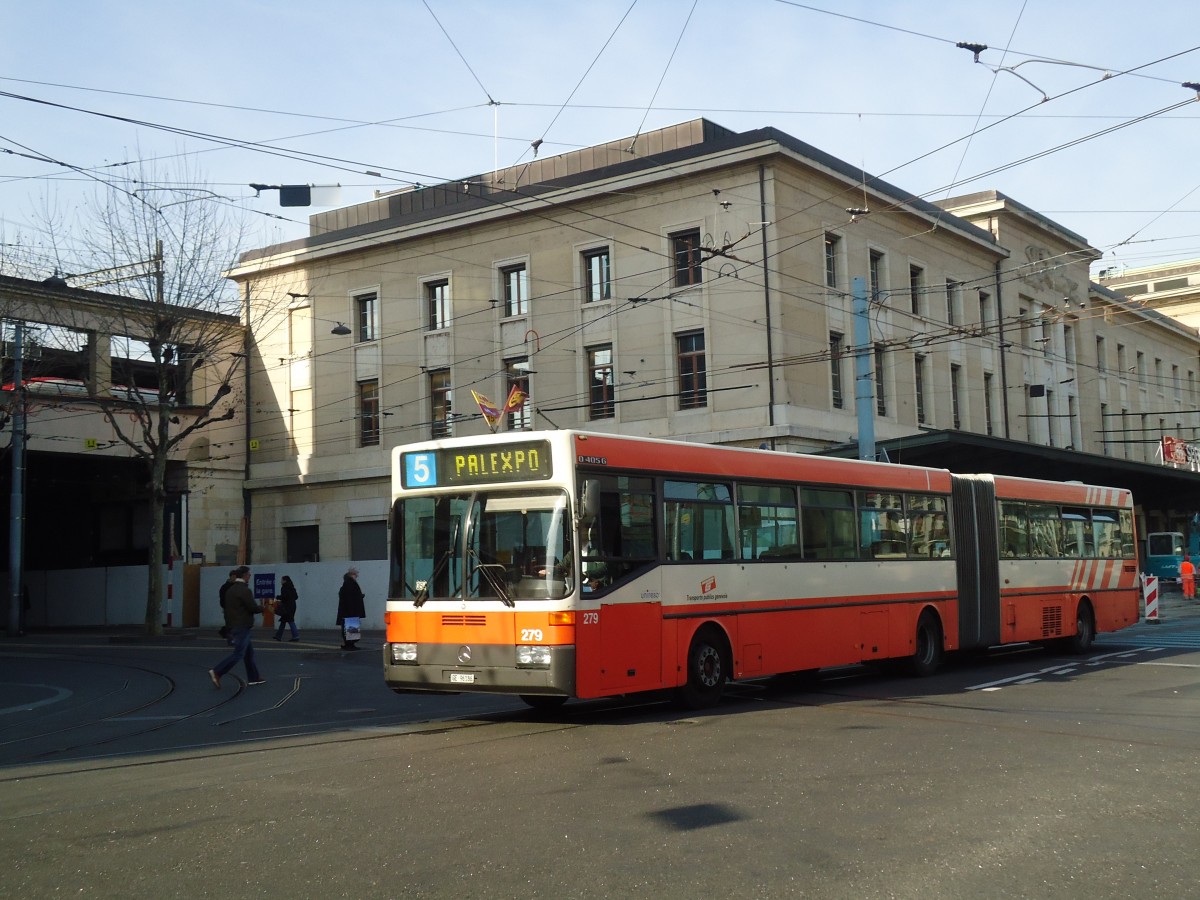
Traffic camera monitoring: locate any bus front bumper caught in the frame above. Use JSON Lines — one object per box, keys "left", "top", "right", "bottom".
{"left": 383, "top": 642, "right": 576, "bottom": 697}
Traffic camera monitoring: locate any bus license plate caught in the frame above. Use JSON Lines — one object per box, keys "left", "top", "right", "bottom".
{"left": 449, "top": 672, "right": 476, "bottom": 684}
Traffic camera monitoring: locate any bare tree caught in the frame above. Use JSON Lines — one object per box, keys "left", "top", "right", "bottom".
{"left": 33, "top": 170, "right": 251, "bottom": 634}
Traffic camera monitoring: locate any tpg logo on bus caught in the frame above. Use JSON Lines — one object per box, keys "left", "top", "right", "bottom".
{"left": 701, "top": 576, "right": 717, "bottom": 594}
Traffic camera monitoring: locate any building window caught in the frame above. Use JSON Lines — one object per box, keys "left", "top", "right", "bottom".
{"left": 285, "top": 525, "right": 319, "bottom": 563}
{"left": 583, "top": 248, "right": 612, "bottom": 302}
{"left": 426, "top": 280, "right": 449, "bottom": 331}
{"left": 358, "top": 379, "right": 380, "bottom": 447}
{"left": 506, "top": 357, "right": 532, "bottom": 430}
{"left": 984, "top": 372, "right": 995, "bottom": 436}
{"left": 355, "top": 292, "right": 377, "bottom": 343}
{"left": 915, "top": 354, "right": 927, "bottom": 425}
{"left": 824, "top": 233, "right": 840, "bottom": 289}
{"left": 945, "top": 279, "right": 960, "bottom": 325}
{"left": 350, "top": 521, "right": 388, "bottom": 561}
{"left": 1116, "top": 343, "right": 1127, "bottom": 373}
{"left": 874, "top": 344, "right": 887, "bottom": 416}
{"left": 501, "top": 264, "right": 528, "bottom": 317}
{"left": 909, "top": 265, "right": 923, "bottom": 315}
{"left": 677, "top": 330, "right": 708, "bottom": 409}
{"left": 950, "top": 364, "right": 962, "bottom": 429}
{"left": 830, "top": 332, "right": 845, "bottom": 410}
{"left": 430, "top": 368, "right": 452, "bottom": 438}
{"left": 1096, "top": 336, "right": 1106, "bottom": 372}
{"left": 671, "top": 229, "right": 703, "bottom": 287}
{"left": 1100, "top": 403, "right": 1109, "bottom": 455}
{"left": 1064, "top": 324, "right": 1075, "bottom": 364}
{"left": 869, "top": 250, "right": 885, "bottom": 302}
{"left": 587, "top": 345, "right": 614, "bottom": 420}
{"left": 978, "top": 291, "right": 991, "bottom": 333}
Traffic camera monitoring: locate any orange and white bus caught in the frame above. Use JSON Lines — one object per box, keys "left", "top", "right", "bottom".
{"left": 384, "top": 430, "right": 1140, "bottom": 709}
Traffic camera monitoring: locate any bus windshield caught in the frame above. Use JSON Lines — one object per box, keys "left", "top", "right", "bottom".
{"left": 393, "top": 489, "right": 572, "bottom": 603}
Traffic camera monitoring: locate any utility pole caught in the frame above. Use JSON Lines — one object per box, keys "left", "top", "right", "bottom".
{"left": 852, "top": 276, "right": 876, "bottom": 462}
{"left": 7, "top": 321, "right": 26, "bottom": 637}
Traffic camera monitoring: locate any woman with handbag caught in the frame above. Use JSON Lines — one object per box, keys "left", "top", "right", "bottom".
{"left": 273, "top": 575, "right": 300, "bottom": 642}
{"left": 336, "top": 568, "right": 366, "bottom": 650}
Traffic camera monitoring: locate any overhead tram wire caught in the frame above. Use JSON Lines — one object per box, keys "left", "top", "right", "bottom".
{"left": 506, "top": 0, "right": 638, "bottom": 173}
{"left": 9, "top": 41, "right": 1190, "bottom": 307}
{"left": 772, "top": 0, "right": 1190, "bottom": 87}
{"left": 7, "top": 75, "right": 1190, "bottom": 429}
{"left": 928, "top": 0, "right": 1030, "bottom": 232}
{"left": 626, "top": 0, "right": 698, "bottom": 155}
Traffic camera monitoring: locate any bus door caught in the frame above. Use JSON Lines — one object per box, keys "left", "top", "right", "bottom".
{"left": 951, "top": 474, "right": 1001, "bottom": 648}
{"left": 573, "top": 474, "right": 663, "bottom": 697}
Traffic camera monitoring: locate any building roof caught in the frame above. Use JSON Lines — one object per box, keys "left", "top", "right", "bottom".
{"left": 236, "top": 118, "right": 999, "bottom": 267}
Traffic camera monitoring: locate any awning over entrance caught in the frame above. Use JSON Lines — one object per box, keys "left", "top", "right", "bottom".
{"left": 821, "top": 430, "right": 1200, "bottom": 518}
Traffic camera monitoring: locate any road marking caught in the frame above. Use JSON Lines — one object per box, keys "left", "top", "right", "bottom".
{"left": 0, "top": 683, "right": 73, "bottom": 715}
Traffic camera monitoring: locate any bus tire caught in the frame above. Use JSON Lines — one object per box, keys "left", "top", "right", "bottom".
{"left": 1063, "top": 601, "right": 1095, "bottom": 654}
{"left": 520, "top": 694, "right": 568, "bottom": 711}
{"left": 909, "top": 611, "right": 943, "bottom": 677}
{"left": 676, "top": 627, "right": 729, "bottom": 710}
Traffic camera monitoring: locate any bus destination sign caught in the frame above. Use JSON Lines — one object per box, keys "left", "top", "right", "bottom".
{"left": 402, "top": 440, "right": 553, "bottom": 488}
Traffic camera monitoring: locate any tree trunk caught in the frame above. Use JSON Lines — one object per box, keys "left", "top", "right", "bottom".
{"left": 144, "top": 449, "right": 169, "bottom": 636}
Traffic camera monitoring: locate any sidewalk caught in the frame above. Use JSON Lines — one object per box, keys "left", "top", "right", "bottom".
{"left": 4, "top": 627, "right": 383, "bottom": 646}
{"left": 1143, "top": 581, "right": 1200, "bottom": 624}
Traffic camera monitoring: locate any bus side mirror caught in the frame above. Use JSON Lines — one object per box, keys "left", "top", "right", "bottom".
{"left": 579, "top": 479, "right": 600, "bottom": 529}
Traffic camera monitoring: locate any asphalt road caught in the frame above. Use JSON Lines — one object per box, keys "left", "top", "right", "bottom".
{"left": 3, "top": 612, "right": 1200, "bottom": 899}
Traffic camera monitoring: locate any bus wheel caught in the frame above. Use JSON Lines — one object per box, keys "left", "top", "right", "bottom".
{"left": 520, "top": 695, "right": 568, "bottom": 711}
{"left": 677, "top": 628, "right": 728, "bottom": 710}
{"left": 909, "top": 611, "right": 943, "bottom": 677}
{"left": 1064, "top": 602, "right": 1095, "bottom": 654}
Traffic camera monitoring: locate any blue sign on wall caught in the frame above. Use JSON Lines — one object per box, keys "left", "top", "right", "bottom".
{"left": 254, "top": 573, "right": 276, "bottom": 600}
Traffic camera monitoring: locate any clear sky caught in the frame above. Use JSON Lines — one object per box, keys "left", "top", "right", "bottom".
{"left": 2, "top": 0, "right": 1198, "bottom": 279}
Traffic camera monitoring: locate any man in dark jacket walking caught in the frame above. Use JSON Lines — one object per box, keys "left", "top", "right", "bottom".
{"left": 208, "top": 566, "right": 264, "bottom": 687}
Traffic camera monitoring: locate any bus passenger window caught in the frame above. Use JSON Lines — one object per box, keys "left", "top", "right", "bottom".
{"left": 999, "top": 501, "right": 1028, "bottom": 558}
{"left": 737, "top": 484, "right": 798, "bottom": 561}
{"left": 665, "top": 480, "right": 735, "bottom": 561}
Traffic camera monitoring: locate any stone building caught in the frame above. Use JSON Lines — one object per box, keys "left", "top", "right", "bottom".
{"left": 227, "top": 120, "right": 1200, "bottom": 561}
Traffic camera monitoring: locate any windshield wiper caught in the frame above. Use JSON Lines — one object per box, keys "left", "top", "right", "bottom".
{"left": 467, "top": 549, "right": 514, "bottom": 607}
{"left": 414, "top": 549, "right": 455, "bottom": 608}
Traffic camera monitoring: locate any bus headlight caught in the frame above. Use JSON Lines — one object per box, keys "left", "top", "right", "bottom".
{"left": 516, "top": 645, "right": 552, "bottom": 668}
{"left": 390, "top": 643, "right": 418, "bottom": 664}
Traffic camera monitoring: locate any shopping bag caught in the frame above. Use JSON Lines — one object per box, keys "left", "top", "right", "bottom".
{"left": 343, "top": 616, "right": 362, "bottom": 642}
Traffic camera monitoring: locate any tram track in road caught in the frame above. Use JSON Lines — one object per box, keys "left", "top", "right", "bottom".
{"left": 0, "top": 652, "right": 249, "bottom": 762}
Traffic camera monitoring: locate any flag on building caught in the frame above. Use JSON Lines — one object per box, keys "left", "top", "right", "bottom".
{"left": 503, "top": 384, "right": 527, "bottom": 414}
{"left": 471, "top": 390, "right": 503, "bottom": 431}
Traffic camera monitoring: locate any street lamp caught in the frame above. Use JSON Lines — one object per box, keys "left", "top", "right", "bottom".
{"left": 331, "top": 323, "right": 352, "bottom": 336}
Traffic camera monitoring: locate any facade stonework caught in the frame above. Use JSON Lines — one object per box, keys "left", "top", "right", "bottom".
{"left": 228, "top": 121, "right": 1200, "bottom": 562}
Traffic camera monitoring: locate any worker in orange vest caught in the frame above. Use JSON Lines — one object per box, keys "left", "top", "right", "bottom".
{"left": 1182, "top": 554, "right": 1196, "bottom": 600}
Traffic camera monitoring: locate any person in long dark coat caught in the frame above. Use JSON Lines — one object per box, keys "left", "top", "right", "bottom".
{"left": 273, "top": 575, "right": 300, "bottom": 642}
{"left": 336, "top": 568, "right": 366, "bottom": 650}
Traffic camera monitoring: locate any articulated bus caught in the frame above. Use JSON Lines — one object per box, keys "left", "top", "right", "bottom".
{"left": 384, "top": 431, "right": 1141, "bottom": 709}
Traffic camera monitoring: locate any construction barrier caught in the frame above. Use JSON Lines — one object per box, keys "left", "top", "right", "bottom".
{"left": 1144, "top": 574, "right": 1160, "bottom": 623}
